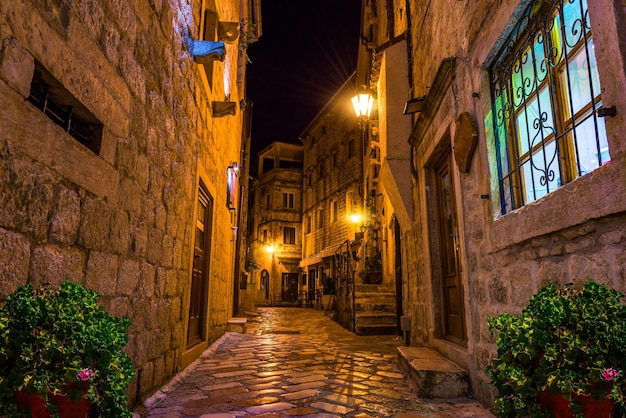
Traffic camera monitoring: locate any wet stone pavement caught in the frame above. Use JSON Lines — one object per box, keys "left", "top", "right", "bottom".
{"left": 139, "top": 307, "right": 495, "bottom": 417}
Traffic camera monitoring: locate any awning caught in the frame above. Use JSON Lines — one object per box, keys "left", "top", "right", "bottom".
{"left": 299, "top": 255, "right": 322, "bottom": 268}
{"left": 319, "top": 244, "right": 343, "bottom": 258}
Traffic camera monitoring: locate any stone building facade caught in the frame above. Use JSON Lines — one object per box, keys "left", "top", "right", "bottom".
{"left": 358, "top": 0, "right": 626, "bottom": 409}
{"left": 299, "top": 76, "right": 398, "bottom": 333}
{"left": 248, "top": 142, "right": 304, "bottom": 306}
{"left": 299, "top": 77, "right": 363, "bottom": 317}
{"left": 0, "top": 0, "right": 259, "bottom": 407}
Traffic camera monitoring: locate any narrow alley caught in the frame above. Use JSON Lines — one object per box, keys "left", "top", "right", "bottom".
{"left": 139, "top": 308, "right": 494, "bottom": 417}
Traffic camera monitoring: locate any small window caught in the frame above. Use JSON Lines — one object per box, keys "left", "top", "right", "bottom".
{"left": 283, "top": 227, "right": 296, "bottom": 244}
{"left": 330, "top": 200, "right": 338, "bottom": 223}
{"left": 331, "top": 152, "right": 338, "bottom": 169}
{"left": 282, "top": 192, "right": 295, "bottom": 209}
{"left": 28, "top": 62, "right": 103, "bottom": 155}
{"left": 307, "top": 172, "right": 313, "bottom": 187}
{"left": 306, "top": 215, "right": 312, "bottom": 234}
{"left": 319, "top": 161, "right": 325, "bottom": 179}
{"left": 265, "top": 194, "right": 271, "bottom": 210}
{"left": 318, "top": 208, "right": 325, "bottom": 228}
{"left": 348, "top": 139, "right": 356, "bottom": 158}
{"left": 488, "top": 0, "right": 609, "bottom": 215}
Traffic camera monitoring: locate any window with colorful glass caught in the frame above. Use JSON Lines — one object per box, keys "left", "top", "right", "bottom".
{"left": 489, "top": 0, "right": 609, "bottom": 215}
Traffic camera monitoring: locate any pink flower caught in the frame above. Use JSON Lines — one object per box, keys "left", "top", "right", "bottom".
{"left": 601, "top": 368, "right": 619, "bottom": 382}
{"left": 77, "top": 368, "right": 95, "bottom": 381}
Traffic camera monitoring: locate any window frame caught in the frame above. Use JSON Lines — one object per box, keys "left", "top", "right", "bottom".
{"left": 282, "top": 192, "right": 295, "bottom": 209}
{"left": 283, "top": 226, "right": 296, "bottom": 245}
{"left": 488, "top": 0, "right": 609, "bottom": 215}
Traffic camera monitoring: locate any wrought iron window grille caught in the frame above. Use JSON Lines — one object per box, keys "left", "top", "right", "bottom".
{"left": 489, "top": 0, "right": 610, "bottom": 215}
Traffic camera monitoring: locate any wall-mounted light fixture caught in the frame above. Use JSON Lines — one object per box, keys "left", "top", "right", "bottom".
{"left": 227, "top": 163, "right": 239, "bottom": 209}
{"left": 213, "top": 101, "right": 237, "bottom": 117}
{"left": 351, "top": 87, "right": 374, "bottom": 120}
{"left": 349, "top": 212, "right": 362, "bottom": 225}
{"left": 191, "top": 40, "right": 226, "bottom": 65}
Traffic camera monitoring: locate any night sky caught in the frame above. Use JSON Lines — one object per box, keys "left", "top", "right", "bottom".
{"left": 246, "top": 0, "right": 361, "bottom": 156}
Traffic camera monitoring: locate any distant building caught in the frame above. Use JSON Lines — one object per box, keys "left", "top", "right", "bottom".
{"left": 0, "top": 0, "right": 260, "bottom": 407}
{"left": 299, "top": 75, "right": 398, "bottom": 334}
{"left": 248, "top": 142, "right": 304, "bottom": 306}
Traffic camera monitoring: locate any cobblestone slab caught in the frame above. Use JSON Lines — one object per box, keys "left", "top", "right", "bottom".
{"left": 139, "top": 308, "right": 495, "bottom": 417}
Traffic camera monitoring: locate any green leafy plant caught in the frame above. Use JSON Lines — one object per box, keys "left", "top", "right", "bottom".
{"left": 486, "top": 280, "right": 626, "bottom": 417}
{"left": 0, "top": 280, "right": 135, "bottom": 417}
{"left": 359, "top": 248, "right": 382, "bottom": 284}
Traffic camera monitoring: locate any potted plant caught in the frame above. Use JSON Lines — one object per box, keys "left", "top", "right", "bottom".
{"left": 360, "top": 249, "right": 382, "bottom": 284}
{"left": 0, "top": 280, "right": 135, "bottom": 417}
{"left": 486, "top": 279, "right": 626, "bottom": 417}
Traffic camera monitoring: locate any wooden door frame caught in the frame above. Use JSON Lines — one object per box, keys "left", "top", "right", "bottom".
{"left": 426, "top": 147, "right": 467, "bottom": 347}
{"left": 186, "top": 183, "right": 213, "bottom": 348}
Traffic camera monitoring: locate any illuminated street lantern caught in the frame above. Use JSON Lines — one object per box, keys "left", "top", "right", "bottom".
{"left": 351, "top": 89, "right": 374, "bottom": 120}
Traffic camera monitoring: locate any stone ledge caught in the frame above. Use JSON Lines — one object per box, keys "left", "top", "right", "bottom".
{"left": 226, "top": 317, "right": 247, "bottom": 333}
{"left": 397, "top": 346, "right": 471, "bottom": 398}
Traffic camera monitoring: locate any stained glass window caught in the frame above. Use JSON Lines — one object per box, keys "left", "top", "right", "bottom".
{"left": 489, "top": 0, "right": 609, "bottom": 214}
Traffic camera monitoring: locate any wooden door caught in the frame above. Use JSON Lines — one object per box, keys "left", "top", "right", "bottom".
{"left": 261, "top": 270, "right": 270, "bottom": 300}
{"left": 434, "top": 152, "right": 466, "bottom": 345}
{"left": 282, "top": 273, "right": 299, "bottom": 302}
{"left": 187, "top": 187, "right": 212, "bottom": 347}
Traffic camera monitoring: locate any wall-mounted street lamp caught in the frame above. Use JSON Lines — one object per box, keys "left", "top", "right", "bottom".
{"left": 351, "top": 88, "right": 374, "bottom": 120}
{"left": 265, "top": 244, "right": 275, "bottom": 254}
{"left": 349, "top": 212, "right": 362, "bottom": 225}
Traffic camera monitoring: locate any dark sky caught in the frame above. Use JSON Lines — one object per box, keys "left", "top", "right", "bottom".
{"left": 246, "top": 0, "right": 361, "bottom": 156}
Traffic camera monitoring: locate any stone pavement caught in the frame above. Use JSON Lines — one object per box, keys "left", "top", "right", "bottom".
{"left": 138, "top": 307, "right": 496, "bottom": 417}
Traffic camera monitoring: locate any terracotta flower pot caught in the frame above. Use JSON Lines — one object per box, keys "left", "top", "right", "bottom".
{"left": 538, "top": 390, "right": 615, "bottom": 418}
{"left": 13, "top": 390, "right": 91, "bottom": 418}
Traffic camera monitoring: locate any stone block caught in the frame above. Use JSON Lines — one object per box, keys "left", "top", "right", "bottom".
{"left": 0, "top": 37, "right": 34, "bottom": 98}
{"left": 85, "top": 251, "right": 119, "bottom": 296}
{"left": 49, "top": 186, "right": 81, "bottom": 245}
{"left": 397, "top": 347, "right": 471, "bottom": 398}
{"left": 78, "top": 197, "right": 111, "bottom": 251}
{"left": 227, "top": 317, "right": 247, "bottom": 333}
{"left": 0, "top": 227, "right": 30, "bottom": 298}
{"left": 29, "top": 244, "right": 86, "bottom": 287}
{"left": 118, "top": 257, "right": 140, "bottom": 295}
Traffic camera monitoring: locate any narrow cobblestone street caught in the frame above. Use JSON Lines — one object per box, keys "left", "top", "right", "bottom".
{"left": 139, "top": 307, "right": 495, "bottom": 417}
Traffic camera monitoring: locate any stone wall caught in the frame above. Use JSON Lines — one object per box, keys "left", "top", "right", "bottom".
{"left": 405, "top": 0, "right": 626, "bottom": 408}
{"left": 301, "top": 81, "right": 362, "bottom": 259}
{"left": 0, "top": 0, "right": 247, "bottom": 407}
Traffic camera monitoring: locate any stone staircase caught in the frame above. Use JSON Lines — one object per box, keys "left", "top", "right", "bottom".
{"left": 397, "top": 346, "right": 471, "bottom": 398}
{"left": 353, "top": 284, "right": 397, "bottom": 335}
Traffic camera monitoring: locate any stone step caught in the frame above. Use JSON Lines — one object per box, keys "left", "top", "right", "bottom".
{"left": 355, "top": 312, "right": 396, "bottom": 323}
{"left": 397, "top": 346, "right": 471, "bottom": 399}
{"left": 355, "top": 323, "right": 397, "bottom": 335}
{"left": 226, "top": 317, "right": 247, "bottom": 333}
{"left": 354, "top": 312, "right": 397, "bottom": 336}
{"left": 355, "top": 284, "right": 395, "bottom": 293}
{"left": 354, "top": 301, "right": 396, "bottom": 313}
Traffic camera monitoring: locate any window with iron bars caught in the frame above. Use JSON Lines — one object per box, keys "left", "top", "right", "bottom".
{"left": 489, "top": 0, "right": 609, "bottom": 215}
{"left": 28, "top": 61, "right": 103, "bottom": 155}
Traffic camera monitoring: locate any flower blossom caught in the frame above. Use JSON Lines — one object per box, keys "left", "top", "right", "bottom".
{"left": 601, "top": 368, "right": 620, "bottom": 382}
{"left": 77, "top": 368, "right": 95, "bottom": 381}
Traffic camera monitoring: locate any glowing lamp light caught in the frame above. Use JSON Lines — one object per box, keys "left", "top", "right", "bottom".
{"left": 351, "top": 91, "right": 374, "bottom": 119}
{"left": 265, "top": 245, "right": 275, "bottom": 254}
{"left": 349, "top": 212, "right": 361, "bottom": 225}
